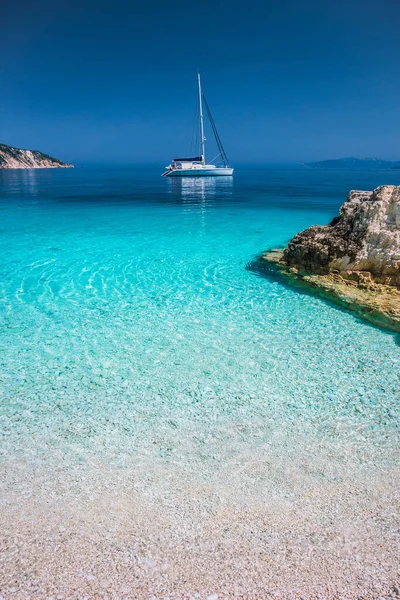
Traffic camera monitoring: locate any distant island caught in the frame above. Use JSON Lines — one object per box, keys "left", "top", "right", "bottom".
{"left": 305, "top": 157, "right": 400, "bottom": 169}
{"left": 0, "top": 143, "right": 73, "bottom": 169}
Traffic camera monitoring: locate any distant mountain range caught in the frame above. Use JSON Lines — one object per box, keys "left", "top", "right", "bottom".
{"left": 305, "top": 157, "right": 400, "bottom": 170}
{"left": 0, "top": 143, "right": 73, "bottom": 169}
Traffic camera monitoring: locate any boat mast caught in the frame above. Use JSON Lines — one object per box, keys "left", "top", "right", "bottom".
{"left": 198, "top": 72, "right": 205, "bottom": 164}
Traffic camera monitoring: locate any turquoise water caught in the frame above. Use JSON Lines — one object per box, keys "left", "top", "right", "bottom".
{"left": 1, "top": 166, "right": 399, "bottom": 597}
{"left": 1, "top": 165, "right": 399, "bottom": 468}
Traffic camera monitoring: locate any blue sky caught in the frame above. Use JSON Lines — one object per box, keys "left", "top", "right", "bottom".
{"left": 1, "top": 0, "right": 400, "bottom": 164}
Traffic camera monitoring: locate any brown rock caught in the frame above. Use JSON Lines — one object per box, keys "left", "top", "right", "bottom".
{"left": 260, "top": 186, "right": 400, "bottom": 332}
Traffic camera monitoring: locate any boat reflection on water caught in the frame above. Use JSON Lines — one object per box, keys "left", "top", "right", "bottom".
{"left": 166, "top": 175, "right": 233, "bottom": 208}
{"left": 0, "top": 168, "right": 38, "bottom": 197}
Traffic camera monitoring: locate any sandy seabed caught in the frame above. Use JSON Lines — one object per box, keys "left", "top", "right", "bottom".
{"left": 1, "top": 425, "right": 399, "bottom": 600}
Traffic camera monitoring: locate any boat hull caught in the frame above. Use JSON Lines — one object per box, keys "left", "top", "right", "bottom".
{"left": 165, "top": 168, "right": 233, "bottom": 177}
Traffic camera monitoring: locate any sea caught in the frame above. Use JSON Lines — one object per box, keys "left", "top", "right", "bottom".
{"left": 0, "top": 165, "right": 399, "bottom": 599}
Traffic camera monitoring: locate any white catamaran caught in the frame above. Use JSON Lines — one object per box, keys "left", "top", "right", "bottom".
{"left": 162, "top": 73, "right": 233, "bottom": 177}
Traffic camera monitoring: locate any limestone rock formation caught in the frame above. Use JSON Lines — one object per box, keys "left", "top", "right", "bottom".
{"left": 0, "top": 143, "right": 73, "bottom": 169}
{"left": 284, "top": 186, "right": 400, "bottom": 288}
{"left": 260, "top": 186, "right": 400, "bottom": 331}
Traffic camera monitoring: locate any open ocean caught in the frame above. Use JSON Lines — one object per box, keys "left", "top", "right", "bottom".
{"left": 0, "top": 166, "right": 399, "bottom": 599}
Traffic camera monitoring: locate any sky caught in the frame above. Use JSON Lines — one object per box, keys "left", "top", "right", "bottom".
{"left": 1, "top": 0, "right": 400, "bottom": 164}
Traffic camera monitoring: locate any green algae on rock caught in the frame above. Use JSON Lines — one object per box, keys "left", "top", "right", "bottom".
{"left": 261, "top": 185, "right": 400, "bottom": 333}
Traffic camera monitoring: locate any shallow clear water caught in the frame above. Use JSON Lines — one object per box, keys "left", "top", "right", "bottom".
{"left": 0, "top": 166, "right": 399, "bottom": 598}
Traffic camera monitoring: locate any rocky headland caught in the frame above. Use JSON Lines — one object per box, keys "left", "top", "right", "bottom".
{"left": 0, "top": 143, "right": 73, "bottom": 169}
{"left": 261, "top": 185, "right": 400, "bottom": 332}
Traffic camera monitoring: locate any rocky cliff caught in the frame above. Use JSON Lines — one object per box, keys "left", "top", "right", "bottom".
{"left": 261, "top": 185, "right": 400, "bottom": 332}
{"left": 284, "top": 186, "right": 400, "bottom": 288}
{"left": 0, "top": 143, "right": 73, "bottom": 169}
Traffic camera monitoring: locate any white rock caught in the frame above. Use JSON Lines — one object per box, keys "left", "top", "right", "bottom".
{"left": 285, "top": 185, "right": 400, "bottom": 285}
{"left": 0, "top": 143, "right": 73, "bottom": 169}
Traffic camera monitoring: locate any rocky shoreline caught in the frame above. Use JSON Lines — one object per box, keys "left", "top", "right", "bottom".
{"left": 261, "top": 185, "right": 400, "bottom": 333}
{"left": 0, "top": 143, "right": 73, "bottom": 169}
